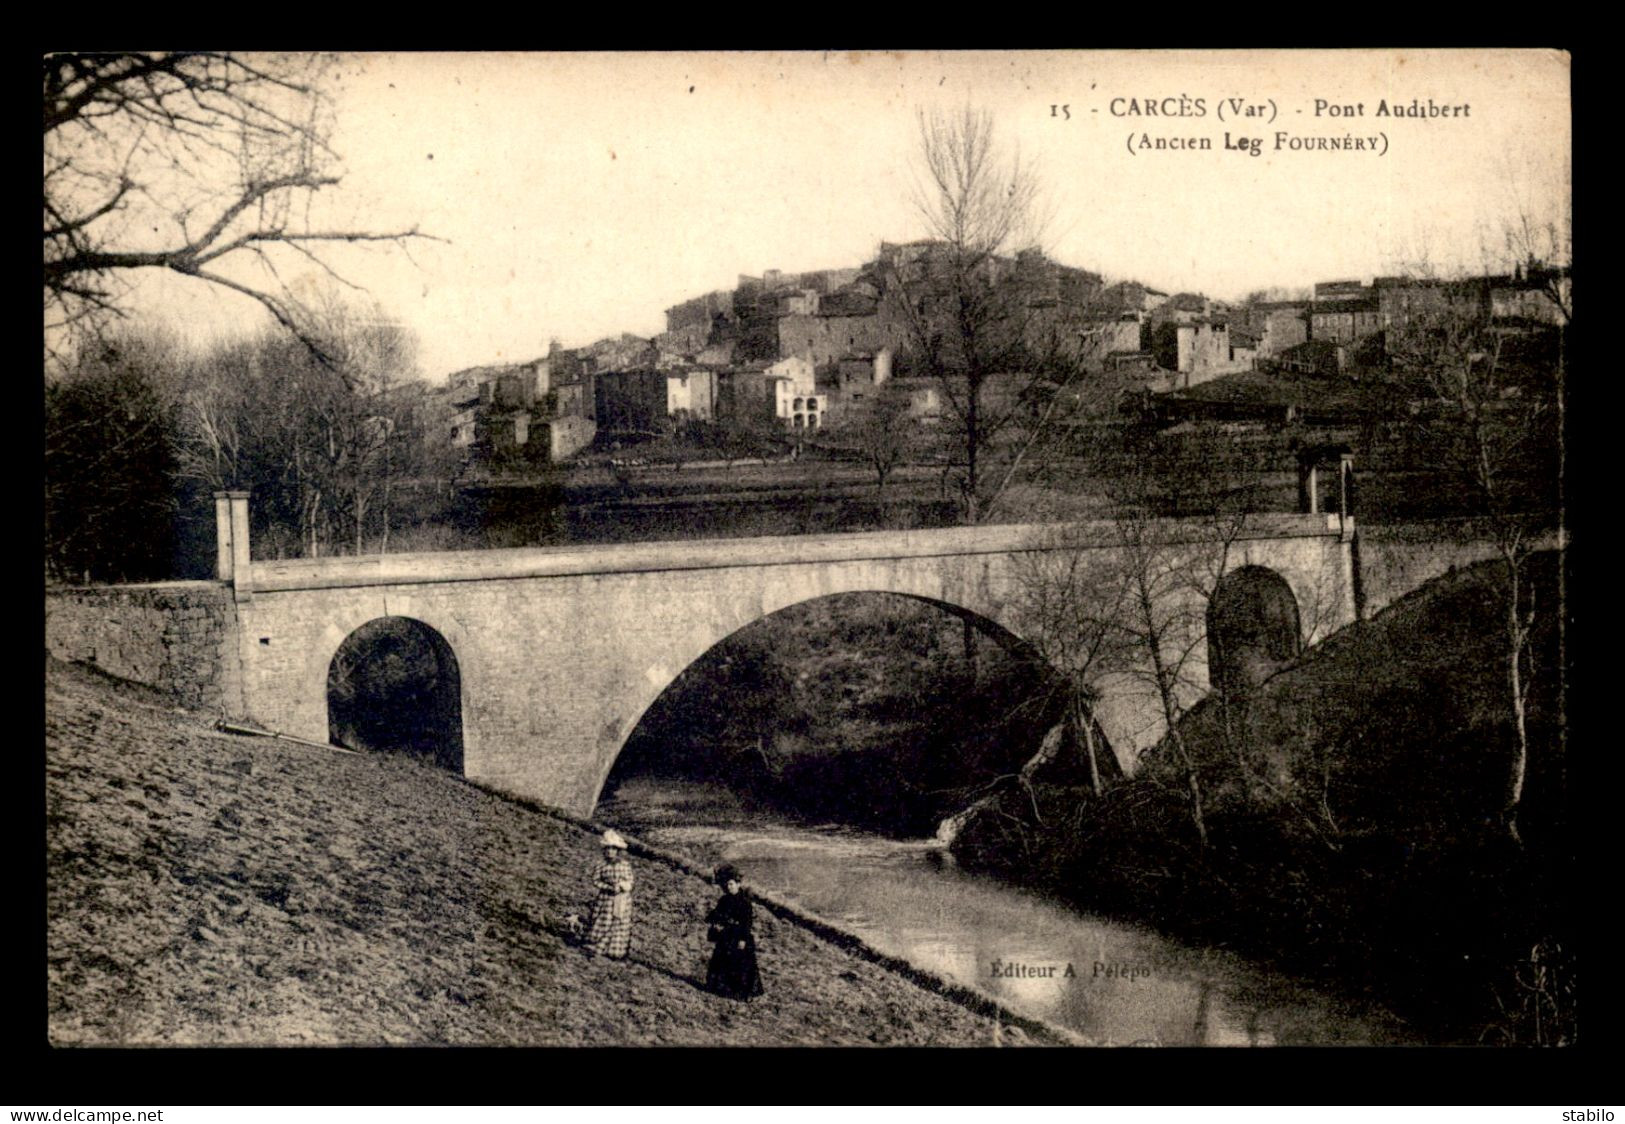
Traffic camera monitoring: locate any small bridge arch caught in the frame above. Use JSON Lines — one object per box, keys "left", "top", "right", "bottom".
{"left": 1206, "top": 564, "right": 1303, "bottom": 699}
{"left": 327, "top": 615, "right": 465, "bottom": 771}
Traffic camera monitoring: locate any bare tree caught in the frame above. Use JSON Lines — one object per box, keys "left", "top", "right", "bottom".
{"left": 1387, "top": 280, "right": 1560, "bottom": 846}
{"left": 313, "top": 298, "right": 421, "bottom": 553}
{"left": 174, "top": 296, "right": 424, "bottom": 559}
{"left": 43, "top": 52, "right": 434, "bottom": 368}
{"left": 1001, "top": 493, "right": 1238, "bottom": 854}
{"left": 694, "top": 409, "right": 782, "bottom": 472}
{"left": 881, "top": 107, "right": 1100, "bottom": 523}
{"left": 1490, "top": 166, "right": 1572, "bottom": 333}
{"left": 1007, "top": 525, "right": 1135, "bottom": 799}
{"left": 1106, "top": 497, "right": 1219, "bottom": 853}
{"left": 842, "top": 381, "right": 915, "bottom": 493}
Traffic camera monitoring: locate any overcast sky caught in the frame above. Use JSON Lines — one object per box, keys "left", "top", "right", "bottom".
{"left": 120, "top": 49, "right": 1571, "bottom": 383}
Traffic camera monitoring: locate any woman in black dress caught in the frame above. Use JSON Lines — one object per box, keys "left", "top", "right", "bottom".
{"left": 705, "top": 864, "right": 764, "bottom": 1000}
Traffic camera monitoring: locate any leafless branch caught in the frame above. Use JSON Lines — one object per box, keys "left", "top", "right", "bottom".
{"left": 44, "top": 52, "right": 436, "bottom": 362}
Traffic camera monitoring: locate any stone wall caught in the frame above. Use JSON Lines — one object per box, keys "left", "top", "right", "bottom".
{"left": 542, "top": 414, "right": 596, "bottom": 462}
{"left": 778, "top": 313, "right": 900, "bottom": 369}
{"left": 1355, "top": 522, "right": 1563, "bottom": 619}
{"left": 1258, "top": 307, "right": 1308, "bottom": 358}
{"left": 45, "top": 582, "right": 239, "bottom": 712}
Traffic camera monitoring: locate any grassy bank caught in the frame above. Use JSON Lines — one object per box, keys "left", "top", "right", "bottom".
{"left": 44, "top": 658, "right": 1063, "bottom": 1046}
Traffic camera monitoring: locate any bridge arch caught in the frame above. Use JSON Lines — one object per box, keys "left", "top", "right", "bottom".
{"left": 322, "top": 614, "right": 468, "bottom": 771}
{"left": 1206, "top": 565, "right": 1302, "bottom": 699}
{"left": 588, "top": 589, "right": 1072, "bottom": 815}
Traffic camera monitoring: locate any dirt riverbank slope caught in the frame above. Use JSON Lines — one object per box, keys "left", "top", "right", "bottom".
{"left": 45, "top": 658, "right": 1054, "bottom": 1046}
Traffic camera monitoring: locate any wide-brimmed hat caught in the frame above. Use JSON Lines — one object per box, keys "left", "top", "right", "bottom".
{"left": 601, "top": 829, "right": 629, "bottom": 850}
{"left": 714, "top": 863, "right": 742, "bottom": 886}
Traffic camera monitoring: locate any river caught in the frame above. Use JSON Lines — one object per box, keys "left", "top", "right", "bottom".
{"left": 600, "top": 776, "right": 1417, "bottom": 1046}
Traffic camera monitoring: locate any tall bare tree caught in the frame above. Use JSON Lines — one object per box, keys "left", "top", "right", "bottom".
{"left": 43, "top": 52, "right": 432, "bottom": 368}
{"left": 999, "top": 502, "right": 1237, "bottom": 854}
{"left": 1387, "top": 279, "right": 1561, "bottom": 846}
{"left": 881, "top": 107, "right": 1097, "bottom": 524}
{"left": 1107, "top": 502, "right": 1218, "bottom": 853}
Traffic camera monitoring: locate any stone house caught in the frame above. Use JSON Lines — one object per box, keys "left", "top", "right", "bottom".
{"left": 1310, "top": 296, "right": 1382, "bottom": 343}
{"left": 443, "top": 355, "right": 597, "bottom": 463}
{"left": 533, "top": 413, "right": 596, "bottom": 462}
{"left": 1253, "top": 304, "right": 1310, "bottom": 358}
{"left": 1276, "top": 338, "right": 1349, "bottom": 377}
{"left": 1076, "top": 316, "right": 1145, "bottom": 364}
{"left": 1098, "top": 281, "right": 1167, "bottom": 317}
{"left": 777, "top": 309, "right": 899, "bottom": 371}
{"left": 1314, "top": 280, "right": 1367, "bottom": 302}
{"left": 1152, "top": 320, "right": 1248, "bottom": 387}
{"left": 696, "top": 340, "right": 737, "bottom": 368}
{"left": 1150, "top": 292, "right": 1214, "bottom": 328}
{"left": 716, "top": 355, "right": 822, "bottom": 430}
{"left": 593, "top": 366, "right": 718, "bottom": 433}
{"left": 763, "top": 355, "right": 824, "bottom": 430}
{"left": 822, "top": 349, "right": 895, "bottom": 421}
{"left": 665, "top": 289, "right": 736, "bottom": 335}
{"left": 594, "top": 369, "right": 669, "bottom": 434}
{"left": 1228, "top": 328, "right": 1260, "bottom": 370}
{"left": 1489, "top": 264, "right": 1570, "bottom": 326}
{"left": 1372, "top": 276, "right": 1470, "bottom": 331}
{"left": 664, "top": 366, "right": 718, "bottom": 423}
{"left": 891, "top": 377, "right": 942, "bottom": 422}
{"left": 447, "top": 373, "right": 482, "bottom": 448}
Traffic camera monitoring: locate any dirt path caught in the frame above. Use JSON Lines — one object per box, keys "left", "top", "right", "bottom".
{"left": 45, "top": 659, "right": 1057, "bottom": 1046}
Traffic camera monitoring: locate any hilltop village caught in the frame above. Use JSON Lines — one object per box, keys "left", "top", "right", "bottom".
{"left": 426, "top": 239, "right": 1569, "bottom": 471}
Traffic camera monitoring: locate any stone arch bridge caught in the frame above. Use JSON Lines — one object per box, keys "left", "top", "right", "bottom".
{"left": 109, "top": 495, "right": 1351, "bottom": 816}
{"left": 52, "top": 498, "right": 1363, "bottom": 815}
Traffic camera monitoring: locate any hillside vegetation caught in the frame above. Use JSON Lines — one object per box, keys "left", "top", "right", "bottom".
{"left": 45, "top": 659, "right": 1048, "bottom": 1046}
{"left": 951, "top": 552, "right": 1572, "bottom": 1044}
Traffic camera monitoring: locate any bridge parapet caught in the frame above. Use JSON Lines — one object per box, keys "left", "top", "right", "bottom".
{"left": 246, "top": 513, "right": 1351, "bottom": 594}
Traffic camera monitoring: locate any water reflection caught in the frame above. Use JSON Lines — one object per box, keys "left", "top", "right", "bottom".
{"left": 602, "top": 779, "right": 1410, "bottom": 1046}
